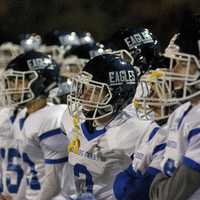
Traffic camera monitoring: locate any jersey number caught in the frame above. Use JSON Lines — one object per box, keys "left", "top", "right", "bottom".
{"left": 23, "top": 153, "right": 41, "bottom": 190}
{"left": 74, "top": 163, "right": 94, "bottom": 193}
{"left": 0, "top": 148, "right": 24, "bottom": 193}
{"left": 0, "top": 148, "right": 41, "bottom": 193}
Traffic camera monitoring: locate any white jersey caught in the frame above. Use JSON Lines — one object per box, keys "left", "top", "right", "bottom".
{"left": 131, "top": 123, "right": 167, "bottom": 174}
{"left": 0, "top": 107, "right": 26, "bottom": 200}
{"left": 12, "top": 103, "right": 74, "bottom": 200}
{"left": 155, "top": 101, "right": 200, "bottom": 200}
{"left": 67, "top": 106, "right": 158, "bottom": 200}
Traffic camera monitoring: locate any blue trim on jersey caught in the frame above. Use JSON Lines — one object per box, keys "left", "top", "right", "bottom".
{"left": 0, "top": 148, "right": 5, "bottom": 159}
{"left": 10, "top": 115, "right": 16, "bottom": 124}
{"left": 152, "top": 143, "right": 166, "bottom": 155}
{"left": 148, "top": 127, "right": 160, "bottom": 142}
{"left": 81, "top": 122, "right": 106, "bottom": 141}
{"left": 145, "top": 167, "right": 161, "bottom": 176}
{"left": 183, "top": 156, "right": 200, "bottom": 173}
{"left": 130, "top": 153, "right": 134, "bottom": 160}
{"left": 45, "top": 157, "right": 68, "bottom": 164}
{"left": 39, "top": 128, "right": 65, "bottom": 141}
{"left": 19, "top": 117, "right": 26, "bottom": 130}
{"left": 187, "top": 128, "right": 200, "bottom": 143}
{"left": 177, "top": 104, "right": 192, "bottom": 129}
{"left": 126, "top": 164, "right": 141, "bottom": 178}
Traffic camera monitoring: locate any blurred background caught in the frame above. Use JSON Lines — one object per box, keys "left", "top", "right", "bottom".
{"left": 0, "top": 0, "right": 199, "bottom": 50}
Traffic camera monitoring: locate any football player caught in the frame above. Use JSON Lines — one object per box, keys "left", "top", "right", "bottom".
{"left": 114, "top": 13, "right": 200, "bottom": 200}
{"left": 112, "top": 63, "right": 171, "bottom": 200}
{"left": 0, "top": 50, "right": 76, "bottom": 200}
{"left": 0, "top": 106, "right": 26, "bottom": 200}
{"left": 65, "top": 53, "right": 160, "bottom": 200}
{"left": 150, "top": 13, "right": 200, "bottom": 200}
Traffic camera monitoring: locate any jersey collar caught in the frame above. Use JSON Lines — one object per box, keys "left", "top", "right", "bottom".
{"left": 81, "top": 122, "right": 106, "bottom": 141}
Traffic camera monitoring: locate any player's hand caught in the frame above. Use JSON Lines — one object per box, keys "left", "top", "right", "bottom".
{"left": 101, "top": 150, "right": 130, "bottom": 167}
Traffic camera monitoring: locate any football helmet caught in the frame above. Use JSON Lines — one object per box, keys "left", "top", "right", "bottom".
{"left": 161, "top": 14, "right": 200, "bottom": 103}
{"left": 41, "top": 45, "right": 64, "bottom": 64}
{"left": 58, "top": 31, "right": 80, "bottom": 46}
{"left": 134, "top": 15, "right": 200, "bottom": 121}
{"left": 63, "top": 31, "right": 98, "bottom": 58}
{"left": 60, "top": 31, "right": 95, "bottom": 47}
{"left": 20, "top": 33, "right": 42, "bottom": 52}
{"left": 133, "top": 69, "right": 178, "bottom": 121}
{"left": 62, "top": 39, "right": 104, "bottom": 80}
{"left": 67, "top": 54, "right": 138, "bottom": 120}
{"left": 44, "top": 30, "right": 82, "bottom": 46}
{"left": 60, "top": 55, "right": 86, "bottom": 78}
{"left": 0, "top": 50, "right": 59, "bottom": 106}
{"left": 64, "top": 42, "right": 104, "bottom": 61}
{"left": 104, "top": 27, "right": 161, "bottom": 75}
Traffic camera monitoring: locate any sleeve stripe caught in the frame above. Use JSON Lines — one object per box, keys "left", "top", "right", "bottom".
{"left": 183, "top": 156, "right": 200, "bottom": 173}
{"left": 145, "top": 167, "right": 161, "bottom": 176}
{"left": 148, "top": 127, "right": 160, "bottom": 142}
{"left": 177, "top": 104, "right": 192, "bottom": 129}
{"left": 187, "top": 128, "right": 200, "bottom": 143}
{"left": 152, "top": 143, "right": 166, "bottom": 155}
{"left": 10, "top": 115, "right": 16, "bottom": 124}
{"left": 45, "top": 157, "right": 68, "bottom": 164}
{"left": 126, "top": 164, "right": 140, "bottom": 177}
{"left": 39, "top": 128, "right": 65, "bottom": 141}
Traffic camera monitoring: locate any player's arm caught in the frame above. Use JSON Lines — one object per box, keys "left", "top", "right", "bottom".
{"left": 38, "top": 163, "right": 64, "bottom": 200}
{"left": 113, "top": 124, "right": 166, "bottom": 200}
{"left": 38, "top": 122, "right": 75, "bottom": 200}
{"left": 38, "top": 128, "right": 70, "bottom": 200}
{"left": 150, "top": 126, "right": 200, "bottom": 200}
{"left": 150, "top": 165, "right": 200, "bottom": 200}
{"left": 0, "top": 153, "right": 8, "bottom": 200}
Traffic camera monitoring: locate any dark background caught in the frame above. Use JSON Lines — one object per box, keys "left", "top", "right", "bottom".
{"left": 0, "top": 0, "right": 199, "bottom": 50}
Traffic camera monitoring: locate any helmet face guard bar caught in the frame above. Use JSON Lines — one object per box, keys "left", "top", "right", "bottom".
{"left": 0, "top": 70, "right": 38, "bottom": 106}
{"left": 67, "top": 71, "right": 113, "bottom": 120}
{"left": 105, "top": 49, "right": 134, "bottom": 65}
{"left": 135, "top": 57, "right": 200, "bottom": 121}
{"left": 163, "top": 34, "right": 200, "bottom": 101}
{"left": 60, "top": 56, "right": 86, "bottom": 78}
{"left": 134, "top": 34, "right": 200, "bottom": 120}
{"left": 134, "top": 70, "right": 181, "bottom": 121}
